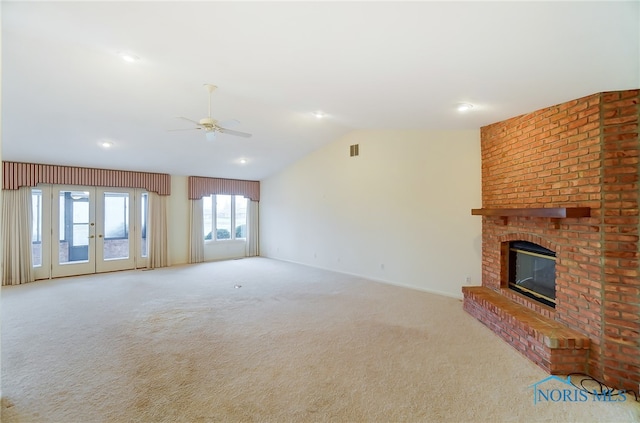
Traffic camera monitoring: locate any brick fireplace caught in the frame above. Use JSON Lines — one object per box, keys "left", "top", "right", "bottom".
{"left": 463, "top": 89, "right": 639, "bottom": 392}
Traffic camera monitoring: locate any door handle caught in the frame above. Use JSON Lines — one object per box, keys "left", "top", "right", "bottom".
{"left": 90, "top": 235, "right": 95, "bottom": 239}
{"left": 98, "top": 235, "right": 103, "bottom": 238}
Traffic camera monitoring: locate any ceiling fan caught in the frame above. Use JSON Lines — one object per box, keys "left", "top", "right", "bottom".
{"left": 173, "top": 84, "right": 252, "bottom": 141}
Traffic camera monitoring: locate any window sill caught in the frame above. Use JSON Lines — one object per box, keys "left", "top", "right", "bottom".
{"left": 204, "top": 239, "right": 246, "bottom": 244}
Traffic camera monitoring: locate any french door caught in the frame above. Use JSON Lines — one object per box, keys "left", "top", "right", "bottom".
{"left": 32, "top": 185, "right": 149, "bottom": 279}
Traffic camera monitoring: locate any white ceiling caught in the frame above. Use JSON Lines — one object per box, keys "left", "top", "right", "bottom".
{"left": 2, "top": 1, "right": 638, "bottom": 181}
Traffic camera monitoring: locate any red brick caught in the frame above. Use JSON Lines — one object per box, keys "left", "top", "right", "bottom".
{"left": 477, "top": 89, "right": 639, "bottom": 391}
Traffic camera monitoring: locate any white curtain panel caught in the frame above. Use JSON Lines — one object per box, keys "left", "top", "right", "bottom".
{"left": 147, "top": 192, "right": 169, "bottom": 269}
{"left": 2, "top": 187, "right": 34, "bottom": 285}
{"left": 189, "top": 199, "right": 204, "bottom": 263}
{"left": 245, "top": 200, "right": 259, "bottom": 257}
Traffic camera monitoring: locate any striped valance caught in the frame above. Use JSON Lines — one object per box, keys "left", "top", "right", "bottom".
{"left": 188, "top": 176, "right": 260, "bottom": 201}
{"left": 3, "top": 161, "right": 171, "bottom": 195}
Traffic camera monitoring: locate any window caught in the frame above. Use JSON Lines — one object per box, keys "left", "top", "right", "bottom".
{"left": 203, "top": 194, "right": 247, "bottom": 241}
{"left": 216, "top": 194, "right": 232, "bottom": 239}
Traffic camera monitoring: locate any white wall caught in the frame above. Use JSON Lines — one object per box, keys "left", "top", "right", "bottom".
{"left": 203, "top": 240, "right": 246, "bottom": 262}
{"left": 168, "top": 175, "right": 190, "bottom": 265}
{"left": 260, "top": 129, "right": 483, "bottom": 298}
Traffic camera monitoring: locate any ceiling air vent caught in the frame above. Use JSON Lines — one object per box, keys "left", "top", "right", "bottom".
{"left": 349, "top": 144, "right": 359, "bottom": 157}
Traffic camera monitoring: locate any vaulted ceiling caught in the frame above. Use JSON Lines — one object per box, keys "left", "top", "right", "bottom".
{"left": 2, "top": 1, "right": 638, "bottom": 180}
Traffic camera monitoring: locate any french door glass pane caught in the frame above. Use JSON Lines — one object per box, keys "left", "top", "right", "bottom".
{"left": 31, "top": 189, "right": 43, "bottom": 267}
{"left": 103, "top": 192, "right": 130, "bottom": 260}
{"left": 59, "top": 190, "right": 90, "bottom": 264}
{"left": 73, "top": 223, "right": 89, "bottom": 246}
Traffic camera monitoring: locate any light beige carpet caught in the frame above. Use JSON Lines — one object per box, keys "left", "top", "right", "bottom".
{"left": 1, "top": 258, "right": 639, "bottom": 422}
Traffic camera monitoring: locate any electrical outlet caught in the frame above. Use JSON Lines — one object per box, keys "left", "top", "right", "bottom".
{"left": 465, "top": 276, "right": 471, "bottom": 283}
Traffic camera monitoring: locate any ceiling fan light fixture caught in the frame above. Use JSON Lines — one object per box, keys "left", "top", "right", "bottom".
{"left": 205, "top": 131, "right": 217, "bottom": 142}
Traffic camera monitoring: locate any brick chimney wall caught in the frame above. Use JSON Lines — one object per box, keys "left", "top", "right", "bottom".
{"left": 478, "top": 90, "right": 639, "bottom": 391}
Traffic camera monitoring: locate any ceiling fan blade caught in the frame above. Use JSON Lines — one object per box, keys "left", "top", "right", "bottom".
{"left": 218, "top": 127, "right": 252, "bottom": 138}
{"left": 177, "top": 116, "right": 202, "bottom": 126}
{"left": 218, "top": 118, "right": 241, "bottom": 128}
{"left": 168, "top": 127, "right": 201, "bottom": 132}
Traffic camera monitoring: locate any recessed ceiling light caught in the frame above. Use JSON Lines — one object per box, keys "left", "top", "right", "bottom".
{"left": 457, "top": 103, "right": 474, "bottom": 112}
{"left": 239, "top": 158, "right": 247, "bottom": 164}
{"left": 119, "top": 51, "right": 140, "bottom": 63}
{"left": 313, "top": 111, "right": 326, "bottom": 119}
{"left": 99, "top": 140, "right": 113, "bottom": 149}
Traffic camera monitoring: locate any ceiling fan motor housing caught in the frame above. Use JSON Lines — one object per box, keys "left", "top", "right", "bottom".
{"left": 199, "top": 117, "right": 217, "bottom": 130}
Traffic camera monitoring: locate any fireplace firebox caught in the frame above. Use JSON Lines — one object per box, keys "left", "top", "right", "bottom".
{"left": 508, "top": 241, "right": 556, "bottom": 308}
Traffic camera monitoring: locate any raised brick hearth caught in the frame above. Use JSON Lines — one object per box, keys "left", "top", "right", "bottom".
{"left": 464, "top": 90, "right": 640, "bottom": 392}
{"left": 463, "top": 286, "right": 590, "bottom": 374}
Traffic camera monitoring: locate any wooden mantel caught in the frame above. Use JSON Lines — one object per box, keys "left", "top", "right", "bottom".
{"left": 471, "top": 207, "right": 591, "bottom": 218}
{"left": 471, "top": 207, "right": 591, "bottom": 227}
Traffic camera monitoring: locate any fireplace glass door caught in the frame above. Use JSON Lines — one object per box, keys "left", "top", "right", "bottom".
{"left": 508, "top": 241, "right": 556, "bottom": 308}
